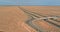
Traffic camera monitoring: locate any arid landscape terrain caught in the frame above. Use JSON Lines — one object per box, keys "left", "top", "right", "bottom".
{"left": 0, "top": 6, "right": 60, "bottom": 32}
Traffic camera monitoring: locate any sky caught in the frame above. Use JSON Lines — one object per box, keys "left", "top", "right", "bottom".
{"left": 0, "top": 0, "right": 60, "bottom": 6}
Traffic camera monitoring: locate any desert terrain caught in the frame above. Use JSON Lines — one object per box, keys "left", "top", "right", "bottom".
{"left": 0, "top": 6, "right": 60, "bottom": 32}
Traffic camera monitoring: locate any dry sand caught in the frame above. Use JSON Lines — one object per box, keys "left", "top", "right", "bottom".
{"left": 0, "top": 6, "right": 60, "bottom": 32}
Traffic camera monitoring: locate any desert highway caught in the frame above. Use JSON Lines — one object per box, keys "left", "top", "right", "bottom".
{"left": 18, "top": 7, "right": 60, "bottom": 32}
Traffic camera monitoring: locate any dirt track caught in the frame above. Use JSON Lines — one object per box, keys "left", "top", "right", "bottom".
{"left": 0, "top": 6, "right": 60, "bottom": 32}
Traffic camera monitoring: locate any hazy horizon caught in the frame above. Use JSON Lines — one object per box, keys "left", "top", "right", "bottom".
{"left": 0, "top": 0, "right": 60, "bottom": 6}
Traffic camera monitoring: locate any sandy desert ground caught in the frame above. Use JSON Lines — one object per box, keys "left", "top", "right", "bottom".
{"left": 0, "top": 6, "right": 60, "bottom": 32}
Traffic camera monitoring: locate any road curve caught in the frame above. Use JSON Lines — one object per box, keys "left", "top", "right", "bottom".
{"left": 18, "top": 6, "right": 60, "bottom": 32}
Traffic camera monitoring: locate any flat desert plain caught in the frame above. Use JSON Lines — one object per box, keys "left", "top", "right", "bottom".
{"left": 0, "top": 6, "right": 60, "bottom": 32}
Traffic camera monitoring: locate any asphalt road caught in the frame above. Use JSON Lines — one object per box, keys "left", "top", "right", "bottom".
{"left": 19, "top": 7, "right": 60, "bottom": 32}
